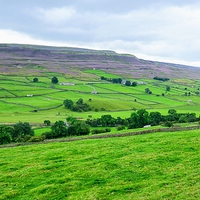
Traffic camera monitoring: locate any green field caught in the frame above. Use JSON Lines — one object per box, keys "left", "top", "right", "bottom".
{"left": 0, "top": 73, "right": 200, "bottom": 124}
{"left": 0, "top": 130, "right": 199, "bottom": 200}
{"left": 1, "top": 46, "right": 200, "bottom": 200}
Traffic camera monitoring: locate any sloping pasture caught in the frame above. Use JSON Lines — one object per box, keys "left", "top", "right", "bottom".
{"left": 0, "top": 130, "right": 199, "bottom": 199}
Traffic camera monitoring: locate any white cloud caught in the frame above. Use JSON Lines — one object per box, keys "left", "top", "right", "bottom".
{"left": 36, "top": 7, "right": 76, "bottom": 25}
{"left": 1, "top": 3, "right": 200, "bottom": 67}
{"left": 0, "top": 29, "right": 74, "bottom": 47}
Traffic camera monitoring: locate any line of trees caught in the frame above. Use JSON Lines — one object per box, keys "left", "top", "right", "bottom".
{"left": 100, "top": 76, "right": 137, "bottom": 87}
{"left": 86, "top": 109, "right": 199, "bottom": 128}
{"left": 1, "top": 109, "right": 199, "bottom": 145}
{"left": 42, "top": 119, "right": 90, "bottom": 139}
{"left": 100, "top": 76, "right": 122, "bottom": 84}
{"left": 153, "top": 76, "right": 170, "bottom": 81}
{"left": 0, "top": 122, "right": 34, "bottom": 144}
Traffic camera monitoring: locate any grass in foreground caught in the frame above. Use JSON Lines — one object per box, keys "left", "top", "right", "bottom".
{"left": 0, "top": 130, "right": 199, "bottom": 200}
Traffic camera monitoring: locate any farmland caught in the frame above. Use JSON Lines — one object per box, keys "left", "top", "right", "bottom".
{"left": 0, "top": 71, "right": 200, "bottom": 124}
{"left": 0, "top": 44, "right": 200, "bottom": 124}
{"left": 0, "top": 44, "right": 200, "bottom": 200}
{"left": 0, "top": 130, "right": 199, "bottom": 200}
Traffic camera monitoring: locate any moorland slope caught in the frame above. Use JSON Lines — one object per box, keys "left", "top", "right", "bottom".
{"left": 1, "top": 43, "right": 200, "bottom": 79}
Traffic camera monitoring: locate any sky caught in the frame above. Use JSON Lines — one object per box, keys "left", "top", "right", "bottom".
{"left": 1, "top": 0, "right": 200, "bottom": 66}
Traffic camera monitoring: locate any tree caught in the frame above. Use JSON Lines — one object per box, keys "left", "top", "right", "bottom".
{"left": 12, "top": 122, "right": 34, "bottom": 141}
{"left": 153, "top": 77, "right": 170, "bottom": 81}
{"left": 0, "top": 132, "right": 12, "bottom": 144}
{"left": 76, "top": 98, "right": 83, "bottom": 105}
{"left": 150, "top": 111, "right": 162, "bottom": 125}
{"left": 187, "top": 113, "right": 197, "bottom": 122}
{"left": 68, "top": 121, "right": 90, "bottom": 136}
{"left": 178, "top": 115, "right": 188, "bottom": 123}
{"left": 51, "top": 121, "right": 68, "bottom": 138}
{"left": 131, "top": 82, "right": 137, "bottom": 87}
{"left": 168, "top": 109, "right": 177, "bottom": 115}
{"left": 129, "top": 109, "right": 150, "bottom": 129}
{"left": 44, "top": 120, "right": 51, "bottom": 126}
{"left": 0, "top": 125, "right": 13, "bottom": 144}
{"left": 33, "top": 77, "right": 38, "bottom": 82}
{"left": 137, "top": 109, "right": 150, "bottom": 127}
{"left": 167, "top": 109, "right": 178, "bottom": 121}
{"left": 63, "top": 99, "right": 74, "bottom": 109}
{"left": 118, "top": 78, "right": 122, "bottom": 84}
{"left": 101, "top": 115, "right": 114, "bottom": 126}
{"left": 66, "top": 116, "right": 77, "bottom": 126}
{"left": 51, "top": 76, "right": 58, "bottom": 84}
{"left": 125, "top": 81, "right": 131, "bottom": 86}
{"left": 145, "top": 88, "right": 152, "bottom": 94}
{"left": 166, "top": 85, "right": 170, "bottom": 91}
{"left": 128, "top": 112, "right": 138, "bottom": 129}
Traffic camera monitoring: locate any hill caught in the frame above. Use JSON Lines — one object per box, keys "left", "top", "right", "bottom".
{"left": 0, "top": 43, "right": 200, "bottom": 79}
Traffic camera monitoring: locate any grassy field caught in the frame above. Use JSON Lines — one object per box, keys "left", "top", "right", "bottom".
{"left": 0, "top": 73, "right": 200, "bottom": 124}
{"left": 0, "top": 130, "right": 199, "bottom": 200}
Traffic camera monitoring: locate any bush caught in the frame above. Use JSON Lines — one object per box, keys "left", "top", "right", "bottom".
{"left": 91, "top": 128, "right": 111, "bottom": 134}
{"left": 164, "top": 121, "right": 173, "bottom": 127}
{"left": 0, "top": 132, "right": 12, "bottom": 144}
{"left": 29, "top": 135, "right": 45, "bottom": 142}
{"left": 42, "top": 131, "right": 54, "bottom": 139}
{"left": 105, "top": 128, "right": 111, "bottom": 132}
{"left": 117, "top": 125, "right": 126, "bottom": 131}
{"left": 91, "top": 129, "right": 106, "bottom": 134}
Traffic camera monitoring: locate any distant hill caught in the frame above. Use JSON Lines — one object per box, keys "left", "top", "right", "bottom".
{"left": 0, "top": 43, "right": 200, "bottom": 79}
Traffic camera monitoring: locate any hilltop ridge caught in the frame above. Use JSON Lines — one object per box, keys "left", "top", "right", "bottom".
{"left": 0, "top": 43, "right": 200, "bottom": 79}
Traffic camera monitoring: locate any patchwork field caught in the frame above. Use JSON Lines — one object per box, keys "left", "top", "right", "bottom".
{"left": 0, "top": 72, "right": 200, "bottom": 124}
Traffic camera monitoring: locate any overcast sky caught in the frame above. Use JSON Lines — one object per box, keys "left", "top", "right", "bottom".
{"left": 1, "top": 0, "right": 200, "bottom": 66}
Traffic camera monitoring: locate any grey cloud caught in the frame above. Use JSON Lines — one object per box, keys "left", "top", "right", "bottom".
{"left": 1, "top": 0, "right": 200, "bottom": 66}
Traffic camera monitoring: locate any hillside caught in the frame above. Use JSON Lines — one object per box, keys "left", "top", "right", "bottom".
{"left": 0, "top": 44, "right": 200, "bottom": 79}
{"left": 0, "top": 130, "right": 199, "bottom": 200}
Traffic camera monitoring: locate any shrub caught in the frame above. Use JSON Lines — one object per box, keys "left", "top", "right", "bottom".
{"left": 42, "top": 131, "right": 54, "bottom": 139}
{"left": 117, "top": 125, "right": 126, "bottom": 131}
{"left": 91, "top": 129, "right": 105, "bottom": 134}
{"left": 0, "top": 132, "right": 12, "bottom": 144}
{"left": 91, "top": 128, "right": 111, "bottom": 134}
{"left": 164, "top": 121, "right": 173, "bottom": 127}
{"left": 105, "top": 128, "right": 111, "bottom": 132}
{"left": 29, "top": 135, "right": 45, "bottom": 142}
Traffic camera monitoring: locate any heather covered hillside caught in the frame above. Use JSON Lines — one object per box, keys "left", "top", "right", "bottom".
{"left": 0, "top": 44, "right": 200, "bottom": 79}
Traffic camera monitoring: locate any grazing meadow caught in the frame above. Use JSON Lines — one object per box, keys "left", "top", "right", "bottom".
{"left": 0, "top": 130, "right": 199, "bottom": 200}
